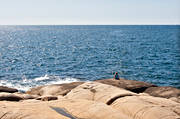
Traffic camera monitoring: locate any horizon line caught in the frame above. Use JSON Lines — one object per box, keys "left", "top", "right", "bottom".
{"left": 0, "top": 24, "right": 180, "bottom": 26}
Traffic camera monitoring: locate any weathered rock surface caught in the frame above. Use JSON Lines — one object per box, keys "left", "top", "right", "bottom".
{"left": 95, "top": 78, "right": 156, "bottom": 93}
{"left": 15, "top": 93, "right": 39, "bottom": 100}
{"left": 0, "top": 86, "right": 18, "bottom": 93}
{"left": 144, "top": 86, "right": 180, "bottom": 98}
{"left": 111, "top": 95, "right": 180, "bottom": 119}
{"left": 1, "top": 79, "right": 180, "bottom": 119}
{"left": 65, "top": 82, "right": 137, "bottom": 104}
{"left": 26, "top": 82, "right": 84, "bottom": 96}
{"left": 0, "top": 92, "right": 23, "bottom": 101}
{"left": 65, "top": 82, "right": 180, "bottom": 119}
{"left": 0, "top": 99, "right": 132, "bottom": 119}
{"left": 169, "top": 97, "right": 180, "bottom": 103}
{"left": 36, "top": 95, "right": 58, "bottom": 101}
{"left": 0, "top": 100, "right": 70, "bottom": 119}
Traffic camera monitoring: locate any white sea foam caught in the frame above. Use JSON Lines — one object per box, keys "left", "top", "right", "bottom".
{"left": 50, "top": 77, "right": 80, "bottom": 84}
{"left": 0, "top": 80, "right": 13, "bottom": 87}
{"left": 0, "top": 80, "right": 30, "bottom": 92}
{"left": 34, "top": 74, "right": 50, "bottom": 81}
{"left": 0, "top": 75, "right": 81, "bottom": 92}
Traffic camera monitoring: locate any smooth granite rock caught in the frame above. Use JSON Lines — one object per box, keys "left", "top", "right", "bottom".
{"left": 111, "top": 95, "right": 180, "bottom": 119}
{"left": 14, "top": 93, "right": 39, "bottom": 100}
{"left": 36, "top": 95, "right": 58, "bottom": 101}
{"left": 0, "top": 99, "right": 132, "bottom": 119}
{"left": 65, "top": 82, "right": 137, "bottom": 104}
{"left": 169, "top": 97, "right": 180, "bottom": 103}
{"left": 0, "top": 86, "right": 18, "bottom": 93}
{"left": 144, "top": 86, "right": 180, "bottom": 98}
{"left": 1, "top": 79, "right": 180, "bottom": 119}
{"left": 95, "top": 78, "right": 156, "bottom": 93}
{"left": 26, "top": 82, "right": 84, "bottom": 96}
{"left": 0, "top": 92, "right": 23, "bottom": 101}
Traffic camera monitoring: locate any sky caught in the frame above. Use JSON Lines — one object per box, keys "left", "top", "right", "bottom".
{"left": 0, "top": 0, "right": 180, "bottom": 25}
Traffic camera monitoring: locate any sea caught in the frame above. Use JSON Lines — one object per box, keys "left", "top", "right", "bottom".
{"left": 0, "top": 25, "right": 179, "bottom": 91}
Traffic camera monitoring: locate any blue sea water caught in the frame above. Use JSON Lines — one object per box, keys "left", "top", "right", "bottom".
{"left": 0, "top": 25, "right": 179, "bottom": 91}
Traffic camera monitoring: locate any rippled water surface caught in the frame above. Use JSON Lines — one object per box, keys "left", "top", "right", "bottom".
{"left": 0, "top": 25, "right": 179, "bottom": 90}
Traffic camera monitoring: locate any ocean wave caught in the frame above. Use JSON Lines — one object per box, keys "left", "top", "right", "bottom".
{"left": 0, "top": 75, "right": 81, "bottom": 92}
{"left": 34, "top": 74, "right": 50, "bottom": 81}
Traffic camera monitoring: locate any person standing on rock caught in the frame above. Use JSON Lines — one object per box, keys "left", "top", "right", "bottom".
{"left": 114, "top": 72, "right": 119, "bottom": 80}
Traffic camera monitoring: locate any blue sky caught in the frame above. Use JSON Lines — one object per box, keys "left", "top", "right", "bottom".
{"left": 0, "top": 0, "right": 180, "bottom": 25}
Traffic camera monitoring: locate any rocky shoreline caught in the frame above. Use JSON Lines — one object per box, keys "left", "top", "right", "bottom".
{"left": 0, "top": 78, "right": 180, "bottom": 119}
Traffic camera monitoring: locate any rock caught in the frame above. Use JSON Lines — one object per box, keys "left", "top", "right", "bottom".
{"left": 15, "top": 93, "right": 39, "bottom": 100}
{"left": 169, "top": 97, "right": 180, "bottom": 103}
{"left": 0, "top": 100, "right": 69, "bottom": 119}
{"left": 66, "top": 82, "right": 180, "bottom": 119}
{"left": 65, "top": 82, "right": 137, "bottom": 104}
{"left": 0, "top": 99, "right": 132, "bottom": 119}
{"left": 21, "top": 99, "right": 41, "bottom": 103}
{"left": 0, "top": 86, "right": 18, "bottom": 93}
{"left": 50, "top": 99, "right": 132, "bottom": 119}
{"left": 26, "top": 82, "right": 84, "bottom": 96}
{"left": 0, "top": 92, "right": 23, "bottom": 101}
{"left": 36, "top": 95, "right": 58, "bottom": 101}
{"left": 57, "top": 95, "right": 64, "bottom": 100}
{"left": 22, "top": 94, "right": 39, "bottom": 100}
{"left": 111, "top": 95, "right": 180, "bottom": 119}
{"left": 138, "top": 96, "right": 180, "bottom": 116}
{"left": 137, "top": 93, "right": 150, "bottom": 96}
{"left": 95, "top": 78, "right": 156, "bottom": 93}
{"left": 144, "top": 86, "right": 180, "bottom": 99}
{"left": 1, "top": 80, "right": 180, "bottom": 119}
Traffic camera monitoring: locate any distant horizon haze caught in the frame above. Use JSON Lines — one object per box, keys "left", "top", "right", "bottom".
{"left": 0, "top": 0, "right": 180, "bottom": 25}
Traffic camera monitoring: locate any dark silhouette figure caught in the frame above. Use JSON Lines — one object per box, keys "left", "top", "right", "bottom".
{"left": 114, "top": 72, "right": 119, "bottom": 80}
